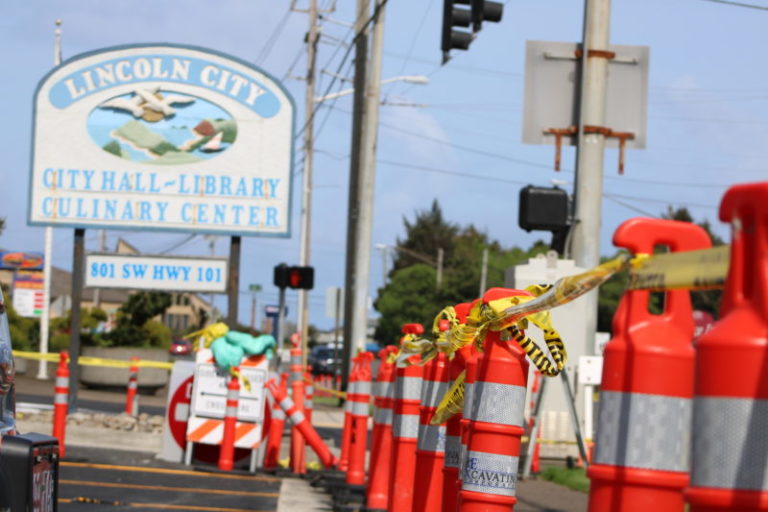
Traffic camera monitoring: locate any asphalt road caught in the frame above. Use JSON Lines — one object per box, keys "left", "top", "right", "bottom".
{"left": 58, "top": 446, "right": 281, "bottom": 512}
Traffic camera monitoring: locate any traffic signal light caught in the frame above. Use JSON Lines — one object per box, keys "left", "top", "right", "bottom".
{"left": 441, "top": 0, "right": 503, "bottom": 63}
{"left": 470, "top": 0, "right": 503, "bottom": 32}
{"left": 273, "top": 264, "right": 314, "bottom": 290}
{"left": 288, "top": 266, "right": 314, "bottom": 290}
{"left": 441, "top": 0, "right": 473, "bottom": 64}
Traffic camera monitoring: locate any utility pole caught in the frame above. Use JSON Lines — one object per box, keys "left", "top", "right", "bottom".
{"left": 436, "top": 248, "right": 444, "bottom": 290}
{"left": 570, "top": 0, "right": 611, "bottom": 354}
{"left": 38, "top": 19, "right": 61, "bottom": 380}
{"left": 479, "top": 247, "right": 489, "bottom": 296}
{"left": 342, "top": 0, "right": 386, "bottom": 388}
{"left": 297, "top": 0, "right": 320, "bottom": 366}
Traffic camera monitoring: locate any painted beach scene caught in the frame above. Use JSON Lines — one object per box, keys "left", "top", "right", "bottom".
{"left": 87, "top": 87, "right": 237, "bottom": 165}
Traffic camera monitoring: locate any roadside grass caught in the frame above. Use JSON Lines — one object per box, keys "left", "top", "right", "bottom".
{"left": 312, "top": 396, "right": 342, "bottom": 407}
{"left": 539, "top": 465, "right": 590, "bottom": 493}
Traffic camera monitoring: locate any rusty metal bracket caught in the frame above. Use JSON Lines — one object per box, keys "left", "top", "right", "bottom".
{"left": 542, "top": 125, "right": 635, "bottom": 174}
{"left": 574, "top": 49, "right": 616, "bottom": 60}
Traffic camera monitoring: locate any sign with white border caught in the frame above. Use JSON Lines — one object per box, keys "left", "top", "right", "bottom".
{"left": 85, "top": 253, "right": 228, "bottom": 293}
{"left": 29, "top": 44, "right": 295, "bottom": 237}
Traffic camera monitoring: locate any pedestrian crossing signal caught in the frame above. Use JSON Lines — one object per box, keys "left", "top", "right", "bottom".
{"left": 274, "top": 264, "right": 314, "bottom": 290}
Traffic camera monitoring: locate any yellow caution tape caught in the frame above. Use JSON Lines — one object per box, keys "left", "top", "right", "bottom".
{"left": 431, "top": 370, "right": 465, "bottom": 425}
{"left": 628, "top": 246, "right": 729, "bottom": 291}
{"left": 183, "top": 322, "right": 229, "bottom": 349}
{"left": 230, "top": 367, "right": 252, "bottom": 392}
{"left": 304, "top": 376, "right": 347, "bottom": 399}
{"left": 12, "top": 351, "right": 174, "bottom": 370}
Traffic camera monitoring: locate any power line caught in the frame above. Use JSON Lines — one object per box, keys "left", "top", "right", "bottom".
{"left": 383, "top": 0, "right": 435, "bottom": 98}
{"left": 695, "top": 0, "right": 768, "bottom": 10}
{"left": 604, "top": 195, "right": 661, "bottom": 217}
{"left": 256, "top": 7, "right": 294, "bottom": 65}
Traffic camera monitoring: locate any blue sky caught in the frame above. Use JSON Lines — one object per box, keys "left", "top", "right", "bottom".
{"left": 1, "top": 0, "right": 766, "bottom": 332}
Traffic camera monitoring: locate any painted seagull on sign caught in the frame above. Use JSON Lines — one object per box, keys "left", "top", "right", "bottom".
{"left": 99, "top": 86, "right": 195, "bottom": 121}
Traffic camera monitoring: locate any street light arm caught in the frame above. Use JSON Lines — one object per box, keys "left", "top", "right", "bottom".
{"left": 314, "top": 75, "right": 429, "bottom": 103}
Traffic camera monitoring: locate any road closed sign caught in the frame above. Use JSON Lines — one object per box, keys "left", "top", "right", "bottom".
{"left": 190, "top": 362, "right": 266, "bottom": 422}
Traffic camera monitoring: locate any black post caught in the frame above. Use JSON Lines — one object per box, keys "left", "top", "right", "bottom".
{"left": 68, "top": 228, "right": 85, "bottom": 409}
{"left": 227, "top": 236, "right": 241, "bottom": 327}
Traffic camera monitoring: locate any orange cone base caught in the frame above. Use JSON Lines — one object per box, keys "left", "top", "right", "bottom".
{"left": 388, "top": 438, "right": 418, "bottom": 512}
{"left": 412, "top": 451, "right": 445, "bottom": 512}
{"left": 686, "top": 488, "right": 768, "bottom": 511}
{"left": 587, "top": 464, "right": 688, "bottom": 512}
{"left": 442, "top": 467, "right": 460, "bottom": 512}
{"left": 459, "top": 488, "right": 517, "bottom": 511}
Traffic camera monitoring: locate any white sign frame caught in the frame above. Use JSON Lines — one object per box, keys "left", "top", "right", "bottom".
{"left": 85, "top": 253, "right": 228, "bottom": 293}
{"left": 29, "top": 44, "right": 295, "bottom": 237}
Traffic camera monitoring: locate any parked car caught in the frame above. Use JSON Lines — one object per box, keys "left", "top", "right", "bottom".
{"left": 169, "top": 339, "right": 192, "bottom": 356}
{"left": 309, "top": 344, "right": 341, "bottom": 376}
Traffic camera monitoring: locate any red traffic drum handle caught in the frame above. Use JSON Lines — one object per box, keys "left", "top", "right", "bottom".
{"left": 613, "top": 218, "right": 712, "bottom": 327}
{"left": 719, "top": 182, "right": 768, "bottom": 317}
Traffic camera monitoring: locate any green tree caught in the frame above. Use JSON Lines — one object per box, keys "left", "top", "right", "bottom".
{"left": 102, "top": 291, "right": 172, "bottom": 348}
{"left": 374, "top": 201, "right": 551, "bottom": 344}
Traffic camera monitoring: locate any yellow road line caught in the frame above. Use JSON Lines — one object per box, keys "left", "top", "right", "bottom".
{"left": 60, "top": 480, "right": 279, "bottom": 498}
{"left": 59, "top": 498, "right": 273, "bottom": 512}
{"left": 61, "top": 462, "right": 280, "bottom": 483}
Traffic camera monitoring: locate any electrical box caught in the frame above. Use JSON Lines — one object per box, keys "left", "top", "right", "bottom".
{"left": 0, "top": 432, "right": 59, "bottom": 511}
{"left": 518, "top": 185, "right": 570, "bottom": 232}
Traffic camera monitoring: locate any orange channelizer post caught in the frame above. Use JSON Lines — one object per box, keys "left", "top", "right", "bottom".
{"left": 52, "top": 351, "right": 70, "bottom": 458}
{"left": 347, "top": 352, "right": 374, "bottom": 486}
{"left": 387, "top": 356, "right": 423, "bottom": 512}
{"left": 217, "top": 369, "right": 240, "bottom": 471}
{"left": 339, "top": 355, "right": 361, "bottom": 472}
{"left": 442, "top": 302, "right": 475, "bottom": 512}
{"left": 588, "top": 218, "right": 711, "bottom": 512}
{"left": 289, "top": 345, "right": 307, "bottom": 475}
{"left": 266, "top": 379, "right": 337, "bottom": 469}
{"left": 125, "top": 356, "right": 140, "bottom": 417}
{"left": 264, "top": 375, "right": 288, "bottom": 470}
{"left": 367, "top": 346, "right": 398, "bottom": 511}
{"left": 458, "top": 351, "right": 480, "bottom": 493}
{"left": 459, "top": 288, "right": 532, "bottom": 511}
{"left": 412, "top": 352, "right": 450, "bottom": 512}
{"left": 686, "top": 183, "right": 768, "bottom": 511}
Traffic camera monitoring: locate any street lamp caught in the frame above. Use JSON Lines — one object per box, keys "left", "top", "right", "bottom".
{"left": 314, "top": 75, "right": 429, "bottom": 103}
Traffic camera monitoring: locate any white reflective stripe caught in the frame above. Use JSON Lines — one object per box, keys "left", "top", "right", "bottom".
{"left": 352, "top": 401, "right": 369, "bottom": 417}
{"left": 428, "top": 380, "right": 449, "bottom": 408}
{"left": 128, "top": 381, "right": 138, "bottom": 389}
{"left": 225, "top": 405, "right": 238, "bottom": 417}
{"left": 54, "top": 394, "right": 68, "bottom": 405}
{"left": 461, "top": 450, "right": 519, "bottom": 497}
{"left": 420, "top": 379, "right": 434, "bottom": 405}
{"left": 385, "top": 380, "right": 395, "bottom": 399}
{"left": 395, "top": 376, "right": 422, "bottom": 401}
{"left": 374, "top": 407, "right": 393, "bottom": 425}
{"left": 417, "top": 423, "right": 446, "bottom": 453}
{"left": 304, "top": 399, "right": 313, "bottom": 410}
{"left": 291, "top": 355, "right": 302, "bottom": 366}
{"left": 444, "top": 435, "right": 461, "bottom": 468}
{"left": 55, "top": 377, "right": 69, "bottom": 388}
{"left": 290, "top": 371, "right": 303, "bottom": 382}
{"left": 272, "top": 408, "right": 286, "bottom": 420}
{"left": 472, "top": 381, "right": 526, "bottom": 427}
{"left": 356, "top": 380, "right": 372, "bottom": 396}
{"left": 279, "top": 397, "right": 294, "bottom": 411}
{"left": 345, "top": 381, "right": 358, "bottom": 412}
{"left": 393, "top": 413, "right": 420, "bottom": 439}
{"left": 226, "top": 389, "right": 238, "bottom": 401}
{"left": 375, "top": 380, "right": 392, "bottom": 399}
{"left": 290, "top": 410, "right": 306, "bottom": 424}
{"left": 464, "top": 381, "right": 476, "bottom": 421}
{"left": 691, "top": 396, "right": 768, "bottom": 490}
{"left": 595, "top": 390, "right": 691, "bottom": 473}
{"left": 306, "top": 385, "right": 314, "bottom": 395}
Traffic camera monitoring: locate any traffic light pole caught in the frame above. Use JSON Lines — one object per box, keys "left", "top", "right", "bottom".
{"left": 570, "top": 0, "right": 611, "bottom": 354}
{"left": 227, "top": 236, "right": 241, "bottom": 328}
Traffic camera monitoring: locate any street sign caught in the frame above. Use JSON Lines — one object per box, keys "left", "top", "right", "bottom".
{"left": 522, "top": 40, "right": 649, "bottom": 149}
{"left": 325, "top": 287, "right": 344, "bottom": 319}
{"left": 13, "top": 271, "right": 44, "bottom": 318}
{"left": 264, "top": 304, "right": 287, "bottom": 316}
{"left": 190, "top": 362, "right": 267, "bottom": 422}
{"left": 248, "top": 284, "right": 262, "bottom": 293}
{"left": 84, "top": 253, "right": 228, "bottom": 293}
{"left": 30, "top": 44, "right": 295, "bottom": 237}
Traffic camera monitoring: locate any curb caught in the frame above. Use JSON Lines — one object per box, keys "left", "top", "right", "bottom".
{"left": 17, "top": 420, "right": 162, "bottom": 453}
